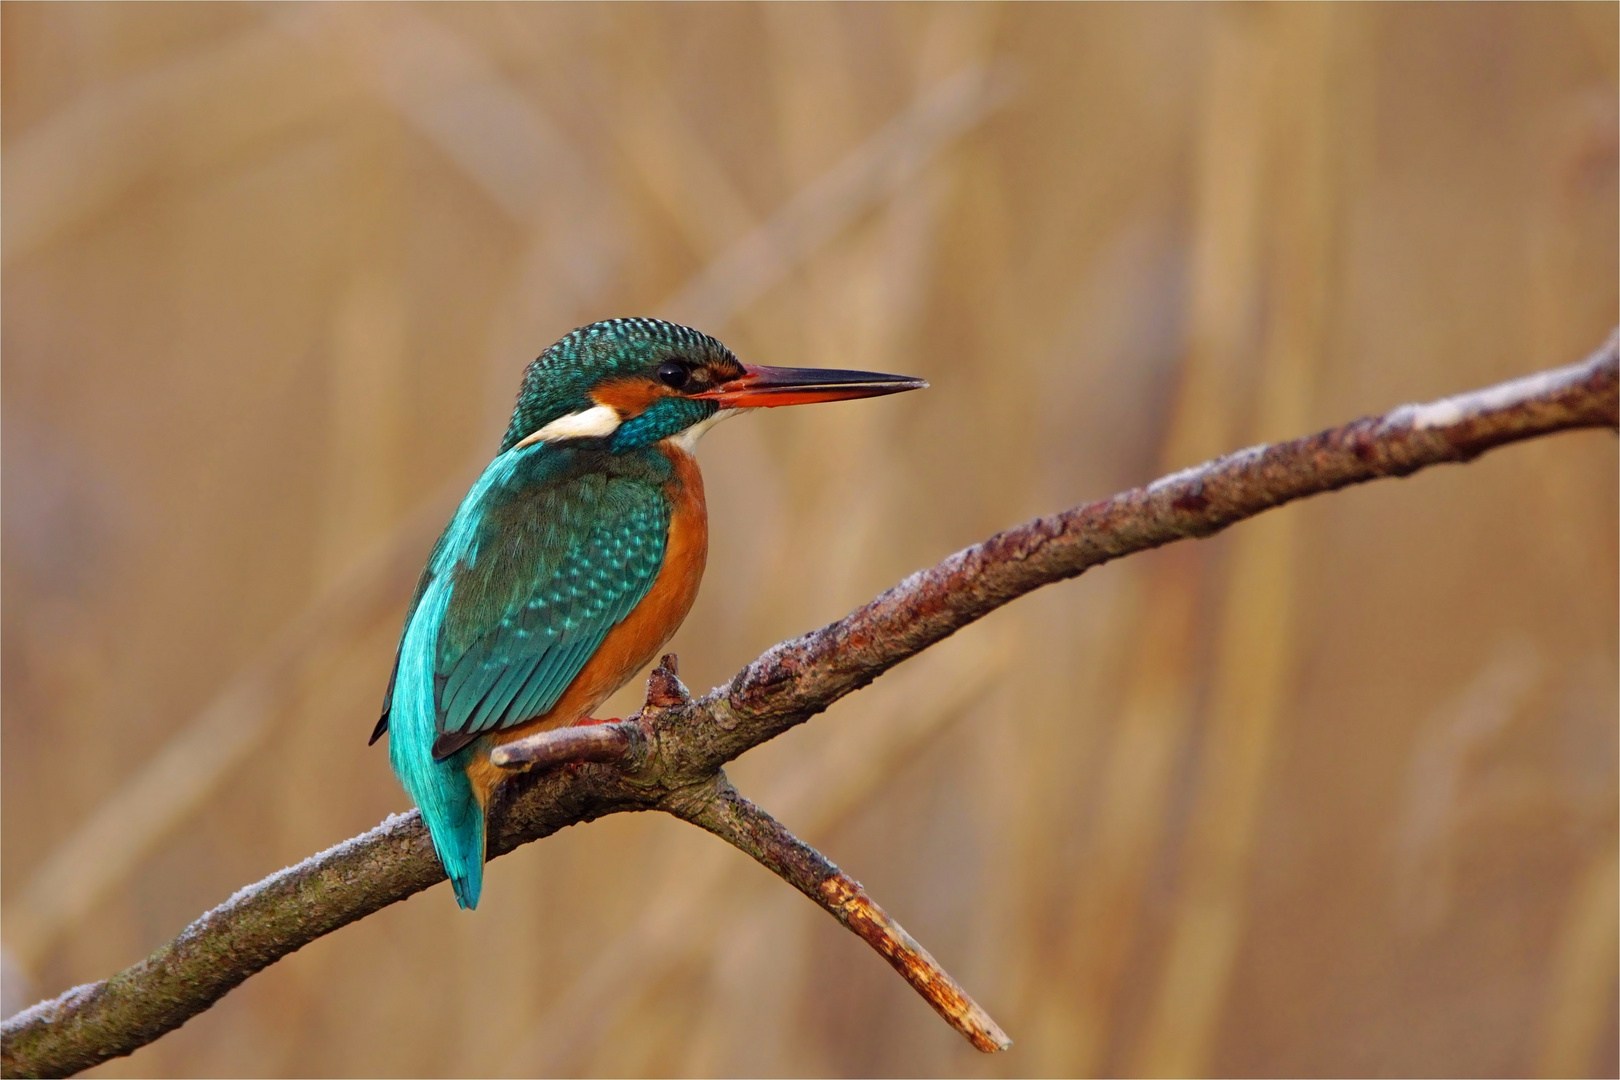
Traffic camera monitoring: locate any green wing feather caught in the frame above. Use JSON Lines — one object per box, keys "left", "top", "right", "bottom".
{"left": 430, "top": 462, "right": 669, "bottom": 758}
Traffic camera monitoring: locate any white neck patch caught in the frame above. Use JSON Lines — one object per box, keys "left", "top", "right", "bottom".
{"left": 515, "top": 404, "right": 622, "bottom": 449}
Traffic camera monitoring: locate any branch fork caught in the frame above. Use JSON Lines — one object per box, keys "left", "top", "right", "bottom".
{"left": 487, "top": 656, "right": 1014, "bottom": 1053}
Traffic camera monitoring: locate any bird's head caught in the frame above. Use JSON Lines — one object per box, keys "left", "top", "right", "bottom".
{"left": 501, "top": 318, "right": 926, "bottom": 454}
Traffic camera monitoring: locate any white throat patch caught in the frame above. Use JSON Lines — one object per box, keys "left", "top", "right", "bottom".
{"left": 515, "top": 404, "right": 622, "bottom": 448}
{"left": 668, "top": 407, "right": 750, "bottom": 452}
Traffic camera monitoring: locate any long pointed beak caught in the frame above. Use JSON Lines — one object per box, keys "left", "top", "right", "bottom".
{"left": 692, "top": 364, "right": 928, "bottom": 409}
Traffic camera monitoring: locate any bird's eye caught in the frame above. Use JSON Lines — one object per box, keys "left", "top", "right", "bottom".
{"left": 656, "top": 361, "right": 690, "bottom": 390}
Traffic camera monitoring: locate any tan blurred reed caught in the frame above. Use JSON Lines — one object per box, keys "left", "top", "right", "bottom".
{"left": 2, "top": 4, "right": 1614, "bottom": 1077}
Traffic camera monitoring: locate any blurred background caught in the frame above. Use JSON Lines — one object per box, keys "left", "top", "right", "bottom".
{"left": 3, "top": 3, "right": 1616, "bottom": 1077}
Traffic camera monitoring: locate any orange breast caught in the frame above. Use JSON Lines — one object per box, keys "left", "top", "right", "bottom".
{"left": 465, "top": 442, "right": 708, "bottom": 805}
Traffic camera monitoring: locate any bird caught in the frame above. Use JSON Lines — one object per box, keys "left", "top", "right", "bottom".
{"left": 370, "top": 317, "right": 926, "bottom": 909}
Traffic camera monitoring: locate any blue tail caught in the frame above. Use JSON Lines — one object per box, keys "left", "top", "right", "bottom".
{"left": 390, "top": 712, "right": 486, "bottom": 909}
{"left": 396, "top": 744, "right": 485, "bottom": 910}
{"left": 388, "top": 577, "right": 486, "bottom": 909}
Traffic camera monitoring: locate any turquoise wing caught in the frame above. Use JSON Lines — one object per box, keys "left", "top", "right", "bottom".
{"left": 381, "top": 447, "right": 671, "bottom": 910}
{"left": 430, "top": 469, "right": 670, "bottom": 758}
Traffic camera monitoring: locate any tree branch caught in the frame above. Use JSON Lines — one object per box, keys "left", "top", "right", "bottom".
{"left": 4, "top": 334, "right": 1615, "bottom": 1079}
{"left": 489, "top": 661, "right": 1011, "bottom": 1053}
{"left": 666, "top": 771, "right": 1012, "bottom": 1053}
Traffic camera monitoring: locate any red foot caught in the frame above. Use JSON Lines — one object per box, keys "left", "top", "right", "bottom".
{"left": 573, "top": 715, "right": 621, "bottom": 727}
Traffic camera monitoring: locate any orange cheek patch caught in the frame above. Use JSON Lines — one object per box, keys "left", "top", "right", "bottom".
{"left": 592, "top": 377, "right": 671, "bottom": 418}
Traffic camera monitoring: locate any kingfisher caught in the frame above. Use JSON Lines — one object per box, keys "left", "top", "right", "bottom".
{"left": 370, "top": 317, "right": 925, "bottom": 909}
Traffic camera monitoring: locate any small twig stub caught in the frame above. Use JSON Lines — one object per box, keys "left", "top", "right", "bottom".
{"left": 488, "top": 723, "right": 637, "bottom": 770}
